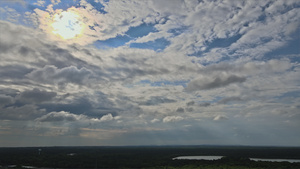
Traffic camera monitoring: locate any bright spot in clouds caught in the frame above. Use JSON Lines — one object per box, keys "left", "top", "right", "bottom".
{"left": 51, "top": 11, "right": 84, "bottom": 39}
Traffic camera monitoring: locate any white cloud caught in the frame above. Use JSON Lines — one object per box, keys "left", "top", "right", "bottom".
{"left": 33, "top": 0, "right": 45, "bottom": 7}
{"left": 50, "top": 0, "right": 61, "bottom": 5}
{"left": 163, "top": 116, "right": 184, "bottom": 123}
{"left": 151, "top": 118, "right": 160, "bottom": 123}
{"left": 99, "top": 113, "right": 114, "bottom": 122}
{"left": 36, "top": 111, "right": 85, "bottom": 122}
{"left": 213, "top": 115, "right": 228, "bottom": 121}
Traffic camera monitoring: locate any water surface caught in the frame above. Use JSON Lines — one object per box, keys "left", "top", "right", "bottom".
{"left": 250, "top": 158, "right": 300, "bottom": 163}
{"left": 173, "top": 156, "right": 223, "bottom": 160}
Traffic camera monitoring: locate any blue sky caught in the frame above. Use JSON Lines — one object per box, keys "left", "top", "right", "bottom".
{"left": 0, "top": 0, "right": 300, "bottom": 147}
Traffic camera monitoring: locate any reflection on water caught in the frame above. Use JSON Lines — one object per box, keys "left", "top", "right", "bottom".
{"left": 250, "top": 158, "right": 300, "bottom": 163}
{"left": 173, "top": 156, "right": 223, "bottom": 160}
{"left": 173, "top": 156, "right": 300, "bottom": 163}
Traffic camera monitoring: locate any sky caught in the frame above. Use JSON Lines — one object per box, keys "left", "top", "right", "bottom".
{"left": 0, "top": 0, "right": 299, "bottom": 147}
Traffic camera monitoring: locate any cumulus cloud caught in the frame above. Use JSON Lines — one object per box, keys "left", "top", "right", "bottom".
{"left": 151, "top": 118, "right": 160, "bottom": 123}
{"left": 163, "top": 116, "right": 184, "bottom": 123}
{"left": 36, "top": 111, "right": 85, "bottom": 122}
{"left": 213, "top": 115, "right": 228, "bottom": 121}
{"left": 99, "top": 113, "right": 114, "bottom": 122}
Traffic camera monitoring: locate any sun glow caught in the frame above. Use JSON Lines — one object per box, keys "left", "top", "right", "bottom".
{"left": 51, "top": 11, "right": 84, "bottom": 39}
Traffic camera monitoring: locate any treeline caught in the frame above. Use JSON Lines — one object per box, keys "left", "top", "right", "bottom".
{"left": 0, "top": 146, "right": 300, "bottom": 168}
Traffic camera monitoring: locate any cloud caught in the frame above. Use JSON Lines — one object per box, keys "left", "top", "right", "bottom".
{"left": 0, "top": 104, "right": 46, "bottom": 121}
{"left": 17, "top": 88, "right": 56, "bottom": 103}
{"left": 138, "top": 96, "right": 177, "bottom": 106}
{"left": 4, "top": 0, "right": 26, "bottom": 6}
{"left": 39, "top": 94, "right": 117, "bottom": 119}
{"left": 176, "top": 107, "right": 184, "bottom": 113}
{"left": 36, "top": 111, "right": 85, "bottom": 122}
{"left": 163, "top": 116, "right": 184, "bottom": 123}
{"left": 186, "top": 74, "right": 246, "bottom": 91}
{"left": 213, "top": 115, "right": 228, "bottom": 121}
{"left": 99, "top": 113, "right": 114, "bottom": 122}
{"left": 27, "top": 65, "right": 93, "bottom": 85}
{"left": 33, "top": 0, "right": 45, "bottom": 7}
{"left": 50, "top": 0, "right": 61, "bottom": 5}
{"left": 0, "top": 20, "right": 30, "bottom": 53}
{"left": 204, "top": 59, "right": 293, "bottom": 75}
{"left": 31, "top": 0, "right": 163, "bottom": 45}
{"left": 186, "top": 101, "right": 195, "bottom": 106}
{"left": 0, "top": 95, "right": 14, "bottom": 107}
{"left": 198, "top": 103, "right": 211, "bottom": 107}
{"left": 218, "top": 96, "right": 243, "bottom": 104}
{"left": 151, "top": 118, "right": 160, "bottom": 123}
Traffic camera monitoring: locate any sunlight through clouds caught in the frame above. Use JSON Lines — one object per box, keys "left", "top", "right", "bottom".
{"left": 51, "top": 10, "right": 84, "bottom": 39}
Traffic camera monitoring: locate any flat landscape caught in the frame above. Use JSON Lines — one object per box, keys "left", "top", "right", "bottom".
{"left": 1, "top": 1, "right": 300, "bottom": 168}
{"left": 1, "top": 146, "right": 300, "bottom": 169}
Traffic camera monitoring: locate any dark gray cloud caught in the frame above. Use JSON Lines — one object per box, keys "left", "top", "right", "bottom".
{"left": 44, "top": 44, "right": 96, "bottom": 69}
{"left": 0, "top": 104, "right": 46, "bottom": 121}
{"left": 186, "top": 74, "right": 246, "bottom": 91}
{"left": 27, "top": 65, "right": 93, "bottom": 85}
{"left": 17, "top": 88, "right": 56, "bottom": 104}
{"left": 218, "top": 96, "right": 243, "bottom": 104}
{"left": 199, "top": 102, "right": 211, "bottom": 107}
{"left": 108, "top": 67, "right": 170, "bottom": 82}
{"left": 0, "top": 88, "right": 19, "bottom": 97}
{"left": 186, "top": 101, "right": 195, "bottom": 106}
{"left": 0, "top": 94, "right": 14, "bottom": 107}
{"left": 185, "top": 107, "right": 194, "bottom": 112}
{"left": 138, "top": 96, "right": 176, "bottom": 106}
{"left": 176, "top": 107, "right": 184, "bottom": 113}
{"left": 0, "top": 65, "right": 33, "bottom": 79}
{"left": 39, "top": 94, "right": 118, "bottom": 119}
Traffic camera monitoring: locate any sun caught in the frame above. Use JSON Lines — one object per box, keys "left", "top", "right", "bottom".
{"left": 51, "top": 11, "right": 84, "bottom": 39}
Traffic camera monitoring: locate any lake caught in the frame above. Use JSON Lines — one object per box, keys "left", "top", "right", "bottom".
{"left": 173, "top": 156, "right": 223, "bottom": 160}
{"left": 250, "top": 158, "right": 300, "bottom": 163}
{"left": 173, "top": 156, "right": 300, "bottom": 163}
